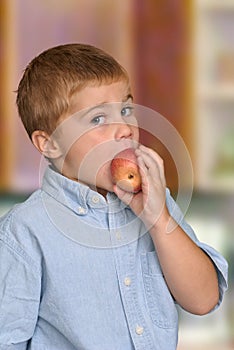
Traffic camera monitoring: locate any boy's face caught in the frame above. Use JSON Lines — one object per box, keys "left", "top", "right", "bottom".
{"left": 53, "top": 80, "right": 139, "bottom": 195}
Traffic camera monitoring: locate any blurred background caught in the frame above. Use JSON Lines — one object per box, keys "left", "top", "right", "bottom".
{"left": 0, "top": 0, "right": 233, "bottom": 348}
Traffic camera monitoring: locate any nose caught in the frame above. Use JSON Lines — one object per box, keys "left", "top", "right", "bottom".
{"left": 114, "top": 121, "right": 133, "bottom": 140}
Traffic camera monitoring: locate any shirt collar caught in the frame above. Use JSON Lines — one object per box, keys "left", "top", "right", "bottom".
{"left": 41, "top": 166, "right": 124, "bottom": 215}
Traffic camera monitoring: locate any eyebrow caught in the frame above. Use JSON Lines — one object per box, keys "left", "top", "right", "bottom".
{"left": 79, "top": 93, "right": 134, "bottom": 118}
{"left": 124, "top": 93, "right": 133, "bottom": 102}
{"left": 93, "top": 93, "right": 133, "bottom": 108}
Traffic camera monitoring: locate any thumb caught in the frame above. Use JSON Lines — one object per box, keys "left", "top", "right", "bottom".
{"left": 113, "top": 185, "right": 134, "bottom": 206}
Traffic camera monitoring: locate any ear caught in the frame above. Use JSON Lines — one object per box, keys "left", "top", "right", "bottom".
{"left": 31, "top": 130, "right": 63, "bottom": 159}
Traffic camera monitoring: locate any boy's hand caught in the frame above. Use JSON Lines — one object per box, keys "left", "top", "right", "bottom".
{"left": 113, "top": 145, "right": 168, "bottom": 229}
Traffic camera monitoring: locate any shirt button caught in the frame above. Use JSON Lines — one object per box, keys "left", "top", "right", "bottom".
{"left": 78, "top": 206, "right": 86, "bottom": 214}
{"left": 92, "top": 195, "right": 100, "bottom": 204}
{"left": 124, "top": 277, "right": 131, "bottom": 286}
{"left": 116, "top": 231, "right": 122, "bottom": 240}
{"left": 135, "top": 325, "right": 144, "bottom": 335}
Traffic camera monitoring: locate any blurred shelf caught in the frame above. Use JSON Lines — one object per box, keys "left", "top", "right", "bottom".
{"left": 195, "top": 177, "right": 234, "bottom": 194}
{"left": 197, "top": 0, "right": 234, "bottom": 11}
{"left": 193, "top": 0, "right": 234, "bottom": 193}
{"left": 198, "top": 84, "right": 234, "bottom": 101}
{"left": 178, "top": 345, "right": 234, "bottom": 350}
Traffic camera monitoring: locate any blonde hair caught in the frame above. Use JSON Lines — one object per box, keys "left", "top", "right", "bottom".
{"left": 16, "top": 43, "right": 128, "bottom": 138}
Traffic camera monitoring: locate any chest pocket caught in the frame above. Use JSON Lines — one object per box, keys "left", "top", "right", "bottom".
{"left": 141, "top": 251, "right": 178, "bottom": 329}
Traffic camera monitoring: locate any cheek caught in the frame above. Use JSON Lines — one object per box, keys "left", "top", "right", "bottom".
{"left": 96, "top": 161, "right": 114, "bottom": 190}
{"left": 132, "top": 126, "right": 140, "bottom": 143}
{"left": 62, "top": 139, "right": 88, "bottom": 175}
{"left": 67, "top": 138, "right": 107, "bottom": 177}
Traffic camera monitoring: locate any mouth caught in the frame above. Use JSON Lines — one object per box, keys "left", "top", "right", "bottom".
{"left": 112, "top": 140, "right": 139, "bottom": 158}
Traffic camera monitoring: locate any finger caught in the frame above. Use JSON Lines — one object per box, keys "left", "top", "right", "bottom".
{"left": 113, "top": 185, "right": 134, "bottom": 206}
{"left": 138, "top": 144, "right": 163, "bottom": 164}
{"left": 138, "top": 145, "right": 164, "bottom": 172}
{"left": 136, "top": 155, "right": 151, "bottom": 191}
{"left": 137, "top": 150, "right": 161, "bottom": 182}
{"left": 136, "top": 146, "right": 166, "bottom": 186}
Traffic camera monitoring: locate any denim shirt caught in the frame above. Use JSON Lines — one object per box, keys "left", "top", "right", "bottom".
{"left": 0, "top": 166, "right": 228, "bottom": 350}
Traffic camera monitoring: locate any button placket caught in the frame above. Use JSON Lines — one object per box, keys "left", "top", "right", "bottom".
{"left": 107, "top": 203, "right": 154, "bottom": 348}
{"left": 124, "top": 277, "right": 132, "bottom": 287}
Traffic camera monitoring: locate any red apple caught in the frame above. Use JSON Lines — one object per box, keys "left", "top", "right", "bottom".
{"left": 110, "top": 148, "right": 142, "bottom": 193}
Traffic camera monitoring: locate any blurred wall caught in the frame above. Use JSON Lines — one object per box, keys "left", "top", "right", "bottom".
{"left": 0, "top": 0, "right": 135, "bottom": 192}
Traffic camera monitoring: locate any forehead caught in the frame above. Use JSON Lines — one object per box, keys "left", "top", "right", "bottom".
{"left": 68, "top": 80, "right": 132, "bottom": 116}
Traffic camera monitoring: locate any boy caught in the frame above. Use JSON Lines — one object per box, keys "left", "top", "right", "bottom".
{"left": 0, "top": 44, "right": 228, "bottom": 349}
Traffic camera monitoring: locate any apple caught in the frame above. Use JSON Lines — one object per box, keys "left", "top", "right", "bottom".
{"left": 110, "top": 148, "right": 142, "bottom": 193}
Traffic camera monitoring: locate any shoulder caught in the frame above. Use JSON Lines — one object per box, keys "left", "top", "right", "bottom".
{"left": 0, "top": 188, "right": 48, "bottom": 222}
{"left": 0, "top": 190, "right": 46, "bottom": 271}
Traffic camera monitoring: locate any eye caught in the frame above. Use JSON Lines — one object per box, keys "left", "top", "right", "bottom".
{"left": 90, "top": 115, "right": 106, "bottom": 126}
{"left": 121, "top": 106, "right": 134, "bottom": 118}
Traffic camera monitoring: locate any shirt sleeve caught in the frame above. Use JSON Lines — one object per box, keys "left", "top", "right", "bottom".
{"left": 0, "top": 231, "right": 41, "bottom": 348}
{"left": 165, "top": 189, "right": 228, "bottom": 310}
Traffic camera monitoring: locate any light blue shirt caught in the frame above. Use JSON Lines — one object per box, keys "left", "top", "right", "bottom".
{"left": 0, "top": 166, "right": 228, "bottom": 350}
